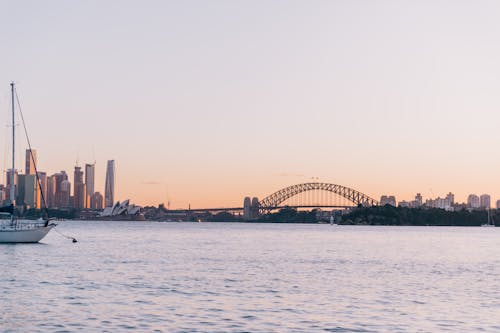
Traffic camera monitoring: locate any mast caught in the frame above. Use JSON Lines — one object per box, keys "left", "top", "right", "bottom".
{"left": 10, "top": 82, "right": 15, "bottom": 207}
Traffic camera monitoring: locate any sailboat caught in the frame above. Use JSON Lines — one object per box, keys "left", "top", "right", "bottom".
{"left": 481, "top": 208, "right": 495, "bottom": 228}
{"left": 0, "top": 82, "right": 56, "bottom": 243}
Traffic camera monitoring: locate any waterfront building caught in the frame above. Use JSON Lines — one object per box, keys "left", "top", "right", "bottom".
{"left": 24, "top": 175, "right": 37, "bottom": 208}
{"left": 496, "top": 200, "right": 500, "bottom": 209}
{"left": 73, "top": 166, "right": 85, "bottom": 209}
{"left": 54, "top": 171, "right": 69, "bottom": 208}
{"left": 90, "top": 192, "right": 104, "bottom": 209}
{"left": 399, "top": 193, "right": 423, "bottom": 208}
{"left": 415, "top": 193, "right": 423, "bottom": 207}
{"left": 6, "top": 169, "right": 18, "bottom": 202}
{"left": 480, "top": 194, "right": 491, "bottom": 209}
{"left": 445, "top": 192, "right": 454, "bottom": 206}
{"left": 60, "top": 179, "right": 71, "bottom": 208}
{"left": 25, "top": 149, "right": 37, "bottom": 175}
{"left": 16, "top": 174, "right": 26, "bottom": 206}
{"left": 37, "top": 171, "right": 47, "bottom": 207}
{"left": 0, "top": 185, "right": 5, "bottom": 205}
{"left": 47, "top": 174, "right": 57, "bottom": 208}
{"left": 398, "top": 200, "right": 410, "bottom": 208}
{"left": 16, "top": 174, "right": 37, "bottom": 208}
{"left": 424, "top": 193, "right": 454, "bottom": 211}
{"left": 380, "top": 195, "right": 396, "bottom": 207}
{"left": 105, "top": 160, "right": 115, "bottom": 207}
{"left": 467, "top": 194, "right": 480, "bottom": 209}
{"left": 85, "top": 163, "right": 95, "bottom": 208}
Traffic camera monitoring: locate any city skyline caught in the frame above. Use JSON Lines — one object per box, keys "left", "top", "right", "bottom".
{"left": 1, "top": 1, "right": 500, "bottom": 208}
{"left": 6, "top": 147, "right": 500, "bottom": 212}
{"left": 0, "top": 147, "right": 110, "bottom": 210}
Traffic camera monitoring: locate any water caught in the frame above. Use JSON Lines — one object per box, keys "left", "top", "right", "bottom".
{"left": 1, "top": 222, "right": 500, "bottom": 332}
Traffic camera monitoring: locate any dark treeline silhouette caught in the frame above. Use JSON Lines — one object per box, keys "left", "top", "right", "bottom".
{"left": 342, "top": 205, "right": 494, "bottom": 226}
{"left": 254, "top": 207, "right": 317, "bottom": 223}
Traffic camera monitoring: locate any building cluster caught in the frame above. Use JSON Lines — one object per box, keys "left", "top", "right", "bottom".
{"left": 0, "top": 149, "right": 116, "bottom": 210}
{"left": 381, "top": 192, "right": 499, "bottom": 211}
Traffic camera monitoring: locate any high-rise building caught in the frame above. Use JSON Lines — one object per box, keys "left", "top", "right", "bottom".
{"left": 467, "top": 194, "right": 480, "bottom": 209}
{"left": 415, "top": 193, "right": 423, "bottom": 207}
{"left": 105, "top": 160, "right": 115, "bottom": 207}
{"left": 480, "top": 194, "right": 491, "bottom": 209}
{"left": 380, "top": 195, "right": 396, "bottom": 206}
{"left": 16, "top": 174, "right": 37, "bottom": 208}
{"left": 37, "top": 171, "right": 47, "bottom": 208}
{"left": 85, "top": 163, "right": 95, "bottom": 208}
{"left": 47, "top": 174, "right": 57, "bottom": 208}
{"left": 60, "top": 179, "right": 71, "bottom": 207}
{"left": 54, "top": 171, "right": 69, "bottom": 208}
{"left": 16, "top": 174, "right": 26, "bottom": 206}
{"left": 23, "top": 175, "right": 37, "bottom": 208}
{"left": 6, "top": 169, "right": 17, "bottom": 204}
{"left": 0, "top": 185, "right": 6, "bottom": 205}
{"left": 90, "top": 192, "right": 104, "bottom": 209}
{"left": 25, "top": 149, "right": 37, "bottom": 175}
{"left": 73, "top": 166, "right": 85, "bottom": 209}
{"left": 496, "top": 200, "right": 500, "bottom": 210}
{"left": 445, "top": 192, "right": 454, "bottom": 206}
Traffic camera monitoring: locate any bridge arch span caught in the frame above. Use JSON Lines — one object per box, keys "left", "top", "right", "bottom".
{"left": 258, "top": 182, "right": 378, "bottom": 211}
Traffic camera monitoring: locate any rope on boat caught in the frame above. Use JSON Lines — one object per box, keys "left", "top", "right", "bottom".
{"left": 15, "top": 89, "right": 51, "bottom": 221}
{"left": 15, "top": 86, "right": 78, "bottom": 244}
{"left": 52, "top": 225, "right": 78, "bottom": 243}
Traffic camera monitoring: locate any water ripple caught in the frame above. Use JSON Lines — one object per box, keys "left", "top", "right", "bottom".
{"left": 1, "top": 222, "right": 499, "bottom": 332}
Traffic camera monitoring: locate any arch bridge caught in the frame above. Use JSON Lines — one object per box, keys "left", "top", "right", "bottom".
{"left": 256, "top": 182, "right": 378, "bottom": 214}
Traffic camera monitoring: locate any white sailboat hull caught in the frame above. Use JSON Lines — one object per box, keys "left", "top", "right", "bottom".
{"left": 0, "top": 224, "right": 55, "bottom": 243}
{"left": 0, "top": 84, "right": 57, "bottom": 244}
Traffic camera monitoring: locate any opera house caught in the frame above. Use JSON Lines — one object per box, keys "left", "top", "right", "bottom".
{"left": 98, "top": 200, "right": 145, "bottom": 221}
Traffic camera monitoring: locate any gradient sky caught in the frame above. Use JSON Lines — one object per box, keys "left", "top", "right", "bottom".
{"left": 1, "top": 1, "right": 500, "bottom": 208}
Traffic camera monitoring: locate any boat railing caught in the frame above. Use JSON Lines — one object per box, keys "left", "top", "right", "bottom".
{"left": 0, "top": 220, "right": 47, "bottom": 230}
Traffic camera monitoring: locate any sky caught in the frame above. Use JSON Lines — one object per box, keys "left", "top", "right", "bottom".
{"left": 0, "top": 0, "right": 500, "bottom": 208}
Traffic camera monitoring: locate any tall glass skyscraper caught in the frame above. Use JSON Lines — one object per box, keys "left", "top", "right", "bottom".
{"left": 85, "top": 163, "right": 95, "bottom": 208}
{"left": 73, "top": 166, "right": 85, "bottom": 209}
{"left": 25, "top": 149, "right": 37, "bottom": 175}
{"left": 105, "top": 160, "right": 115, "bottom": 207}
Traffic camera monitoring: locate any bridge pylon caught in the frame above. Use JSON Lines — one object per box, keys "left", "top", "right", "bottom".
{"left": 243, "top": 196, "right": 260, "bottom": 220}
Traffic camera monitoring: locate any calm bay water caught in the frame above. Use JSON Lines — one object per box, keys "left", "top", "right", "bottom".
{"left": 1, "top": 221, "right": 500, "bottom": 332}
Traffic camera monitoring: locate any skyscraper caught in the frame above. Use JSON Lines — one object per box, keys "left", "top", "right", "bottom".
{"left": 73, "top": 166, "right": 85, "bottom": 209}
{"left": 90, "top": 192, "right": 104, "bottom": 209}
{"left": 47, "top": 174, "right": 57, "bottom": 208}
{"left": 85, "top": 163, "right": 95, "bottom": 208}
{"left": 480, "top": 194, "right": 491, "bottom": 209}
{"left": 25, "top": 149, "right": 37, "bottom": 175}
{"left": 37, "top": 171, "right": 47, "bottom": 208}
{"left": 16, "top": 174, "right": 26, "bottom": 206}
{"left": 380, "top": 195, "right": 396, "bottom": 206}
{"left": 18, "top": 174, "right": 37, "bottom": 208}
{"left": 6, "top": 169, "right": 17, "bottom": 204}
{"left": 24, "top": 149, "right": 41, "bottom": 208}
{"left": 60, "top": 179, "right": 71, "bottom": 208}
{"left": 467, "top": 194, "right": 480, "bottom": 209}
{"left": 105, "top": 160, "right": 115, "bottom": 207}
{"left": 54, "top": 171, "right": 69, "bottom": 208}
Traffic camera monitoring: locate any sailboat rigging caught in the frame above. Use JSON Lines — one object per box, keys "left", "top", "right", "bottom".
{"left": 0, "top": 82, "right": 56, "bottom": 243}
